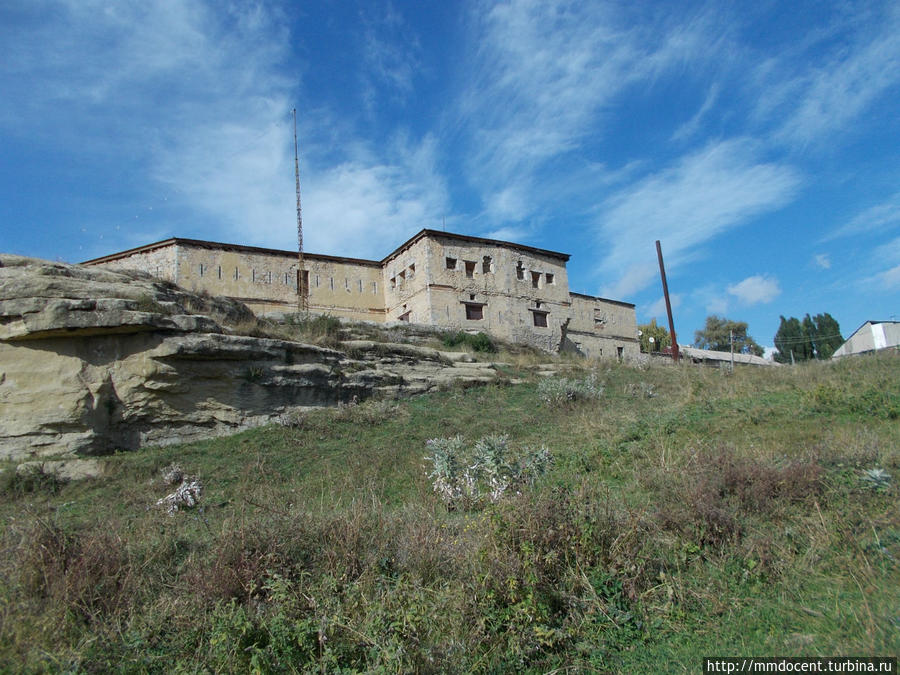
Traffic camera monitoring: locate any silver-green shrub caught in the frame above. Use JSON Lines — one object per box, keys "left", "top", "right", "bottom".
{"left": 537, "top": 372, "right": 604, "bottom": 405}
{"left": 425, "top": 435, "right": 551, "bottom": 509}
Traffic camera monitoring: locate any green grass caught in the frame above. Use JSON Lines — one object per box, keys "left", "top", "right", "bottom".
{"left": 1, "top": 354, "right": 899, "bottom": 672}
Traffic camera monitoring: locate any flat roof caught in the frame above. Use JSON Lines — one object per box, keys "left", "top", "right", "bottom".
{"left": 82, "top": 237, "right": 382, "bottom": 268}
{"left": 82, "top": 228, "right": 573, "bottom": 268}
{"left": 569, "top": 291, "right": 635, "bottom": 308}
{"left": 388, "top": 229, "right": 570, "bottom": 262}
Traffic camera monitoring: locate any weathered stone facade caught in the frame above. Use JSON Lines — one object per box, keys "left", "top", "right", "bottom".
{"left": 84, "top": 230, "right": 638, "bottom": 358}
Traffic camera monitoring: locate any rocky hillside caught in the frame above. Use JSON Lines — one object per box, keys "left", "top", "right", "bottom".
{"left": 0, "top": 255, "right": 509, "bottom": 462}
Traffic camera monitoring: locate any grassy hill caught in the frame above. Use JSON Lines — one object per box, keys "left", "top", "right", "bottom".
{"left": 2, "top": 351, "right": 898, "bottom": 672}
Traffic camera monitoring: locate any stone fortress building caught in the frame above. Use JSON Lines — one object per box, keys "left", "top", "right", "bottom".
{"left": 84, "top": 229, "right": 638, "bottom": 359}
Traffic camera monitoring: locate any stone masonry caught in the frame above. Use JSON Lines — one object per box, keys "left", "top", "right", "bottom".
{"left": 84, "top": 229, "right": 638, "bottom": 359}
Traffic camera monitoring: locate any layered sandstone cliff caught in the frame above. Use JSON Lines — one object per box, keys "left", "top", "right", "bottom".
{"left": 0, "top": 255, "right": 501, "bottom": 461}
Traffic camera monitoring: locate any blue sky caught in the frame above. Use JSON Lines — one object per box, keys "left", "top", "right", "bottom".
{"left": 2, "top": 1, "right": 899, "bottom": 353}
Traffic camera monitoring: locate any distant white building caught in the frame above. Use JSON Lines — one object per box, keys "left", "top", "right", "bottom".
{"left": 832, "top": 320, "right": 900, "bottom": 358}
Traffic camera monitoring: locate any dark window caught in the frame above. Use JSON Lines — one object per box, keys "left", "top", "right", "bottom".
{"left": 446, "top": 257, "right": 457, "bottom": 270}
{"left": 466, "top": 304, "right": 483, "bottom": 320}
{"left": 408, "top": 263, "right": 415, "bottom": 278}
{"left": 465, "top": 261, "right": 476, "bottom": 278}
{"left": 482, "top": 256, "right": 492, "bottom": 274}
{"left": 546, "top": 273, "right": 555, "bottom": 284}
{"left": 516, "top": 261, "right": 525, "bottom": 280}
{"left": 533, "top": 311, "right": 548, "bottom": 328}
{"left": 531, "top": 271, "right": 541, "bottom": 288}
{"left": 617, "top": 346, "right": 624, "bottom": 360}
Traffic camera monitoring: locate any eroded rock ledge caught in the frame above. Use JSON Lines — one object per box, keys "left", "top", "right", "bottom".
{"left": 0, "top": 255, "right": 505, "bottom": 461}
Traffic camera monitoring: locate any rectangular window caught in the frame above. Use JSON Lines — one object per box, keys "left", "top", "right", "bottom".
{"left": 252, "top": 269, "right": 256, "bottom": 282}
{"left": 533, "top": 311, "right": 548, "bottom": 328}
{"left": 617, "top": 346, "right": 624, "bottom": 360}
{"left": 234, "top": 267, "right": 239, "bottom": 281}
{"left": 465, "top": 261, "right": 476, "bottom": 278}
{"left": 465, "top": 304, "right": 483, "bottom": 320}
{"left": 330, "top": 277, "right": 334, "bottom": 290}
{"left": 358, "top": 279, "right": 363, "bottom": 292}
{"left": 199, "top": 263, "right": 204, "bottom": 277}
{"left": 545, "top": 273, "right": 555, "bottom": 284}
{"left": 315, "top": 275, "right": 320, "bottom": 288}
{"left": 516, "top": 261, "right": 525, "bottom": 280}
{"left": 372, "top": 281, "right": 377, "bottom": 294}
{"left": 267, "top": 271, "right": 272, "bottom": 284}
{"left": 482, "top": 256, "right": 492, "bottom": 274}
{"left": 446, "top": 257, "right": 457, "bottom": 270}
{"left": 531, "top": 271, "right": 541, "bottom": 288}
{"left": 218, "top": 266, "right": 222, "bottom": 280}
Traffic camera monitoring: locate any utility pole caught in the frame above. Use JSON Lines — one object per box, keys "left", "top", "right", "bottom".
{"left": 293, "top": 108, "right": 307, "bottom": 313}
{"left": 655, "top": 240, "right": 679, "bottom": 362}
{"left": 730, "top": 328, "right": 734, "bottom": 372}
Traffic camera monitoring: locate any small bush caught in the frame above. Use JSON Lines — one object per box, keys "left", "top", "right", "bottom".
{"left": 1, "top": 464, "right": 67, "bottom": 497}
{"left": 425, "top": 435, "right": 551, "bottom": 509}
{"left": 537, "top": 373, "right": 604, "bottom": 405}
{"left": 442, "top": 331, "right": 497, "bottom": 353}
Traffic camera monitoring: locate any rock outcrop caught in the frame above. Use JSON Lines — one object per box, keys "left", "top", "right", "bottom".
{"left": 0, "top": 255, "right": 505, "bottom": 461}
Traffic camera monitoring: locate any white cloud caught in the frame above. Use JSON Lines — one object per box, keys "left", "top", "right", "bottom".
{"left": 727, "top": 275, "right": 781, "bottom": 305}
{"left": 598, "top": 138, "right": 801, "bottom": 297}
{"left": 824, "top": 191, "right": 900, "bottom": 241}
{"left": 878, "top": 265, "right": 900, "bottom": 289}
{"left": 671, "top": 84, "right": 720, "bottom": 142}
{"left": 645, "top": 294, "right": 682, "bottom": 321}
{"left": 304, "top": 134, "right": 449, "bottom": 258}
{"left": 773, "top": 8, "right": 900, "bottom": 146}
{"left": 462, "top": 0, "right": 715, "bottom": 225}
{"left": 814, "top": 253, "right": 831, "bottom": 269}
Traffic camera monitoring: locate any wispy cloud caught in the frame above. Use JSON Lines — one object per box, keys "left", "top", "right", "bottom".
{"left": 823, "top": 191, "right": 900, "bottom": 242}
{"left": 304, "top": 134, "right": 449, "bottom": 258}
{"left": 814, "top": 254, "right": 832, "bottom": 269}
{"left": 727, "top": 275, "right": 781, "bottom": 305}
{"left": 671, "top": 84, "right": 720, "bottom": 142}
{"left": 360, "top": 2, "right": 422, "bottom": 111}
{"left": 777, "top": 10, "right": 900, "bottom": 146}
{"left": 461, "top": 0, "right": 715, "bottom": 226}
{"left": 598, "top": 139, "right": 801, "bottom": 297}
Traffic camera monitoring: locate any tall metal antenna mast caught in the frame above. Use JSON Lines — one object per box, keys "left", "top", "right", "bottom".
{"left": 293, "top": 108, "right": 307, "bottom": 311}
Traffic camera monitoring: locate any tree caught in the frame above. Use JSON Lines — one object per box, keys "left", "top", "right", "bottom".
{"left": 810, "top": 312, "right": 843, "bottom": 359}
{"left": 693, "top": 315, "right": 764, "bottom": 356}
{"left": 774, "top": 313, "right": 843, "bottom": 362}
{"left": 638, "top": 318, "right": 671, "bottom": 353}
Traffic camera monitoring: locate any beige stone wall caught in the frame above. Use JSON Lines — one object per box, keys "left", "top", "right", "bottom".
{"left": 382, "top": 236, "right": 431, "bottom": 323}
{"left": 564, "top": 294, "right": 639, "bottom": 359}
{"left": 84, "top": 233, "right": 639, "bottom": 357}
{"left": 172, "top": 244, "right": 385, "bottom": 320}
{"left": 402, "top": 234, "right": 572, "bottom": 351}
{"left": 91, "top": 245, "right": 177, "bottom": 281}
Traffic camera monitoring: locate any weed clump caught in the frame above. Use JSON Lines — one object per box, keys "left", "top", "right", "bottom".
{"left": 537, "top": 372, "right": 604, "bottom": 405}
{"left": 425, "top": 435, "right": 551, "bottom": 509}
{"left": 441, "top": 331, "right": 497, "bottom": 353}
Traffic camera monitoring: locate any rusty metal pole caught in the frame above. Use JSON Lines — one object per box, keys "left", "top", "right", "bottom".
{"left": 655, "top": 240, "right": 679, "bottom": 362}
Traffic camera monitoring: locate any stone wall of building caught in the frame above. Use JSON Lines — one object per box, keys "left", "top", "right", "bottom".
{"left": 84, "top": 231, "right": 639, "bottom": 357}
{"left": 563, "top": 293, "right": 639, "bottom": 359}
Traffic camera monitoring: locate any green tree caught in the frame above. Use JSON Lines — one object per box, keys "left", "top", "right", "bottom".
{"left": 638, "top": 318, "right": 670, "bottom": 353}
{"left": 811, "top": 312, "right": 843, "bottom": 359}
{"left": 774, "top": 313, "right": 843, "bottom": 362}
{"left": 773, "top": 316, "right": 804, "bottom": 363}
{"left": 693, "top": 315, "right": 764, "bottom": 356}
